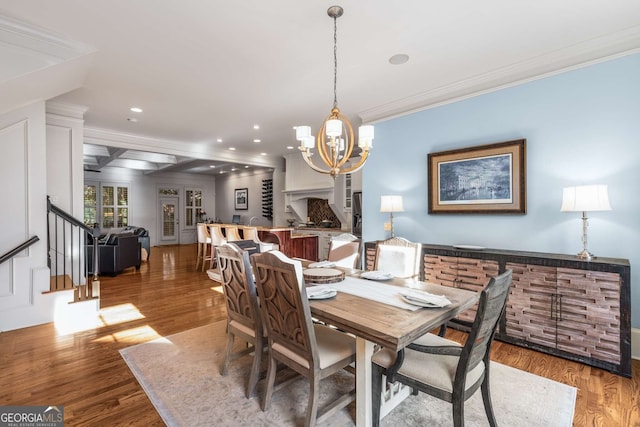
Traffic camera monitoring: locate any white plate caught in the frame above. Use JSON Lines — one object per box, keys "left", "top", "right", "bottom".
{"left": 307, "top": 290, "right": 337, "bottom": 300}
{"left": 360, "top": 271, "right": 394, "bottom": 281}
{"left": 453, "top": 244, "right": 485, "bottom": 250}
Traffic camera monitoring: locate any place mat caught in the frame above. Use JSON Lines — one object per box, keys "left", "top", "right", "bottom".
{"left": 333, "top": 276, "right": 420, "bottom": 311}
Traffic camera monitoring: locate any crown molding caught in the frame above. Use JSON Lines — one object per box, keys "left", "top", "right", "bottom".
{"left": 359, "top": 25, "right": 640, "bottom": 124}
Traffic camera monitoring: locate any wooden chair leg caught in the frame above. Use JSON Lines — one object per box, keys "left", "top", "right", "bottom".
{"left": 195, "top": 242, "right": 203, "bottom": 270}
{"left": 261, "top": 354, "right": 277, "bottom": 411}
{"left": 452, "top": 393, "right": 465, "bottom": 427}
{"left": 481, "top": 374, "right": 497, "bottom": 427}
{"left": 246, "top": 335, "right": 263, "bottom": 398}
{"left": 306, "top": 375, "right": 320, "bottom": 427}
{"left": 220, "top": 331, "right": 234, "bottom": 376}
{"left": 371, "top": 364, "right": 384, "bottom": 427}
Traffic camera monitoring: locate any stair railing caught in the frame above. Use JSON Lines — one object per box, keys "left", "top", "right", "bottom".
{"left": 0, "top": 236, "right": 40, "bottom": 266}
{"left": 47, "top": 196, "right": 100, "bottom": 301}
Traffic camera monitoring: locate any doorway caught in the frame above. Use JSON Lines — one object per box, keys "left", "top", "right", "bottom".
{"left": 159, "top": 196, "right": 179, "bottom": 245}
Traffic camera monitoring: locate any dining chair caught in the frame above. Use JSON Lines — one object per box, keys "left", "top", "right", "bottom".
{"left": 327, "top": 233, "right": 361, "bottom": 269}
{"left": 207, "top": 224, "right": 227, "bottom": 269}
{"left": 371, "top": 269, "right": 513, "bottom": 427}
{"left": 225, "top": 225, "right": 243, "bottom": 242}
{"left": 242, "top": 226, "right": 279, "bottom": 252}
{"left": 217, "top": 242, "right": 265, "bottom": 398}
{"left": 373, "top": 237, "right": 421, "bottom": 279}
{"left": 195, "top": 223, "right": 212, "bottom": 271}
{"left": 250, "top": 250, "right": 356, "bottom": 427}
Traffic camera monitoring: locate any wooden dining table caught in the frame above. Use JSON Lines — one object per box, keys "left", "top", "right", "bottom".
{"left": 305, "top": 266, "right": 480, "bottom": 427}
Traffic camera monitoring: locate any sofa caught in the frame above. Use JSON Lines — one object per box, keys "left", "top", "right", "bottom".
{"left": 87, "top": 233, "right": 141, "bottom": 276}
{"left": 124, "top": 226, "right": 150, "bottom": 259}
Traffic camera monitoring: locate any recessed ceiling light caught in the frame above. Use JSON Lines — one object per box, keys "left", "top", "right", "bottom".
{"left": 244, "top": 165, "right": 249, "bottom": 168}
{"left": 209, "top": 165, "right": 216, "bottom": 168}
{"left": 389, "top": 53, "right": 409, "bottom": 65}
{"left": 231, "top": 168, "right": 236, "bottom": 172}
{"left": 253, "top": 124, "right": 260, "bottom": 130}
{"left": 229, "top": 147, "right": 236, "bottom": 151}
{"left": 216, "top": 138, "right": 223, "bottom": 143}
{"left": 260, "top": 152, "right": 267, "bottom": 156}
{"left": 127, "top": 117, "right": 138, "bottom": 122}
{"left": 130, "top": 107, "right": 143, "bottom": 113}
{"left": 219, "top": 170, "right": 225, "bottom": 174}
{"left": 286, "top": 146, "right": 294, "bottom": 150}
{"left": 253, "top": 139, "right": 261, "bottom": 143}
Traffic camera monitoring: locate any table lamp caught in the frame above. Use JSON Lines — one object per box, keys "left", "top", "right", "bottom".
{"left": 380, "top": 195, "right": 404, "bottom": 237}
{"left": 560, "top": 185, "right": 611, "bottom": 260}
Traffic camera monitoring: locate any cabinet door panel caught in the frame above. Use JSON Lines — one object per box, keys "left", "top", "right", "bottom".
{"left": 556, "top": 268, "right": 621, "bottom": 363}
{"left": 505, "top": 263, "right": 557, "bottom": 346}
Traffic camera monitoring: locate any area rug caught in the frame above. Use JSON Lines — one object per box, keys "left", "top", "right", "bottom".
{"left": 120, "top": 321, "right": 576, "bottom": 426}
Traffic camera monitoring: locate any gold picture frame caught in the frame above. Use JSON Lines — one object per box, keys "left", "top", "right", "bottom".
{"left": 428, "top": 139, "right": 526, "bottom": 214}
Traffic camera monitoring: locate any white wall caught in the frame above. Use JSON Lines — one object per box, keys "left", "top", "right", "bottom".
{"left": 215, "top": 170, "right": 275, "bottom": 226}
{"left": 0, "top": 101, "right": 58, "bottom": 331}
{"left": 363, "top": 53, "right": 640, "bottom": 328}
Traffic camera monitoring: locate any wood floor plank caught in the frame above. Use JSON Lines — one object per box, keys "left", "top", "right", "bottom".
{"left": 0, "top": 244, "right": 638, "bottom": 426}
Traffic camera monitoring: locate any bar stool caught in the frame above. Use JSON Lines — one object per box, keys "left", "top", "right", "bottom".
{"left": 207, "top": 224, "right": 227, "bottom": 269}
{"left": 195, "top": 223, "right": 212, "bottom": 271}
{"left": 225, "top": 226, "right": 243, "bottom": 242}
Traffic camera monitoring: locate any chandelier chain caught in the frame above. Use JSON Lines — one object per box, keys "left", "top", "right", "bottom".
{"left": 333, "top": 13, "right": 338, "bottom": 109}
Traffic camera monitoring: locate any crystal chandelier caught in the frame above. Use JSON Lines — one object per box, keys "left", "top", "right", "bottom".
{"left": 295, "top": 5, "right": 374, "bottom": 179}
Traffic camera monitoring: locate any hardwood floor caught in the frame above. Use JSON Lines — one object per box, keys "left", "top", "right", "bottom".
{"left": 0, "top": 244, "right": 638, "bottom": 426}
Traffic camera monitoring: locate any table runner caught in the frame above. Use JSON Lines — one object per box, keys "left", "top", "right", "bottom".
{"left": 329, "top": 276, "right": 421, "bottom": 311}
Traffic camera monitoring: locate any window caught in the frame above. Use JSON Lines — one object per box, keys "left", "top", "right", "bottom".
{"left": 185, "top": 188, "right": 203, "bottom": 227}
{"left": 84, "top": 182, "right": 130, "bottom": 229}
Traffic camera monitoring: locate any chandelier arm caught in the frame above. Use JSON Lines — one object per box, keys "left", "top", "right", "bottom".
{"left": 300, "top": 150, "right": 331, "bottom": 175}
{"left": 339, "top": 151, "right": 370, "bottom": 175}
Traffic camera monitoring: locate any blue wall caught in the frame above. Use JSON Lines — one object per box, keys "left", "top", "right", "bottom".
{"left": 363, "top": 53, "right": 640, "bottom": 328}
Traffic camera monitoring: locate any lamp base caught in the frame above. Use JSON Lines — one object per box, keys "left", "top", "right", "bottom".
{"left": 576, "top": 249, "right": 594, "bottom": 261}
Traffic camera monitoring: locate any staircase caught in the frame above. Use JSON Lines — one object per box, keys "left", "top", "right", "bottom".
{"left": 47, "top": 196, "right": 100, "bottom": 303}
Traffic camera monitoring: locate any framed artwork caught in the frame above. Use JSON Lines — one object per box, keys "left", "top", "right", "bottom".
{"left": 234, "top": 188, "right": 248, "bottom": 210}
{"left": 428, "top": 139, "right": 526, "bottom": 214}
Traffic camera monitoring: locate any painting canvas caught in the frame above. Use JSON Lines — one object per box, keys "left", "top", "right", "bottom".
{"left": 428, "top": 139, "right": 526, "bottom": 214}
{"left": 234, "top": 188, "right": 248, "bottom": 210}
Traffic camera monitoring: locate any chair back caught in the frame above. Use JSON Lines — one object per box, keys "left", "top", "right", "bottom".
{"left": 217, "top": 243, "right": 262, "bottom": 335}
{"left": 196, "top": 223, "right": 210, "bottom": 243}
{"left": 242, "top": 226, "right": 259, "bottom": 242}
{"left": 225, "top": 226, "right": 242, "bottom": 242}
{"left": 457, "top": 269, "right": 512, "bottom": 379}
{"left": 374, "top": 237, "right": 421, "bottom": 279}
{"left": 251, "top": 251, "right": 318, "bottom": 370}
{"left": 207, "top": 224, "right": 227, "bottom": 246}
{"left": 327, "top": 233, "right": 361, "bottom": 269}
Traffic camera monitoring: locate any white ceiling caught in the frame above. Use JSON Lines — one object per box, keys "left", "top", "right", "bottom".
{"left": 1, "top": 1, "right": 639, "bottom": 175}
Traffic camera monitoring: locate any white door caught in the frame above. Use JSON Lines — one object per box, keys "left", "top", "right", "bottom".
{"left": 159, "top": 196, "right": 179, "bottom": 245}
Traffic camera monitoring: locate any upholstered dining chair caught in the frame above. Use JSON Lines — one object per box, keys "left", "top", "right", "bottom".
{"left": 217, "top": 242, "right": 265, "bottom": 398}
{"left": 207, "top": 224, "right": 227, "bottom": 269}
{"left": 371, "top": 269, "right": 513, "bottom": 427}
{"left": 242, "top": 226, "right": 278, "bottom": 252}
{"left": 373, "top": 237, "right": 421, "bottom": 279}
{"left": 327, "top": 233, "right": 361, "bottom": 269}
{"left": 225, "top": 225, "right": 243, "bottom": 242}
{"left": 195, "top": 223, "right": 212, "bottom": 271}
{"left": 250, "top": 250, "right": 356, "bottom": 427}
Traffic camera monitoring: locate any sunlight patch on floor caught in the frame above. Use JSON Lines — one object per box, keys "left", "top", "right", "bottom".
{"left": 99, "top": 303, "right": 146, "bottom": 325}
{"left": 93, "top": 325, "right": 161, "bottom": 344}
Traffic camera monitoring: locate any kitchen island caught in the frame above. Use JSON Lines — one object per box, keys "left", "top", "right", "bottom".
{"left": 217, "top": 225, "right": 319, "bottom": 261}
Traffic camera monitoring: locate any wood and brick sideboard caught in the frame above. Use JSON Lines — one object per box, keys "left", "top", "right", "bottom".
{"left": 364, "top": 241, "right": 631, "bottom": 377}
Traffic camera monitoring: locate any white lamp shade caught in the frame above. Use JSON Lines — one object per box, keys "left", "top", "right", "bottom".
{"left": 358, "top": 125, "right": 374, "bottom": 149}
{"left": 380, "top": 195, "right": 404, "bottom": 213}
{"left": 326, "top": 119, "right": 342, "bottom": 137}
{"left": 295, "top": 126, "right": 311, "bottom": 140}
{"left": 301, "top": 135, "right": 315, "bottom": 149}
{"left": 561, "top": 185, "right": 612, "bottom": 212}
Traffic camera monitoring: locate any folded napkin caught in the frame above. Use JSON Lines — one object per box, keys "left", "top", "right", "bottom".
{"left": 308, "top": 260, "right": 336, "bottom": 268}
{"left": 360, "top": 270, "right": 393, "bottom": 280}
{"left": 306, "top": 285, "right": 337, "bottom": 299}
{"left": 399, "top": 289, "right": 452, "bottom": 307}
